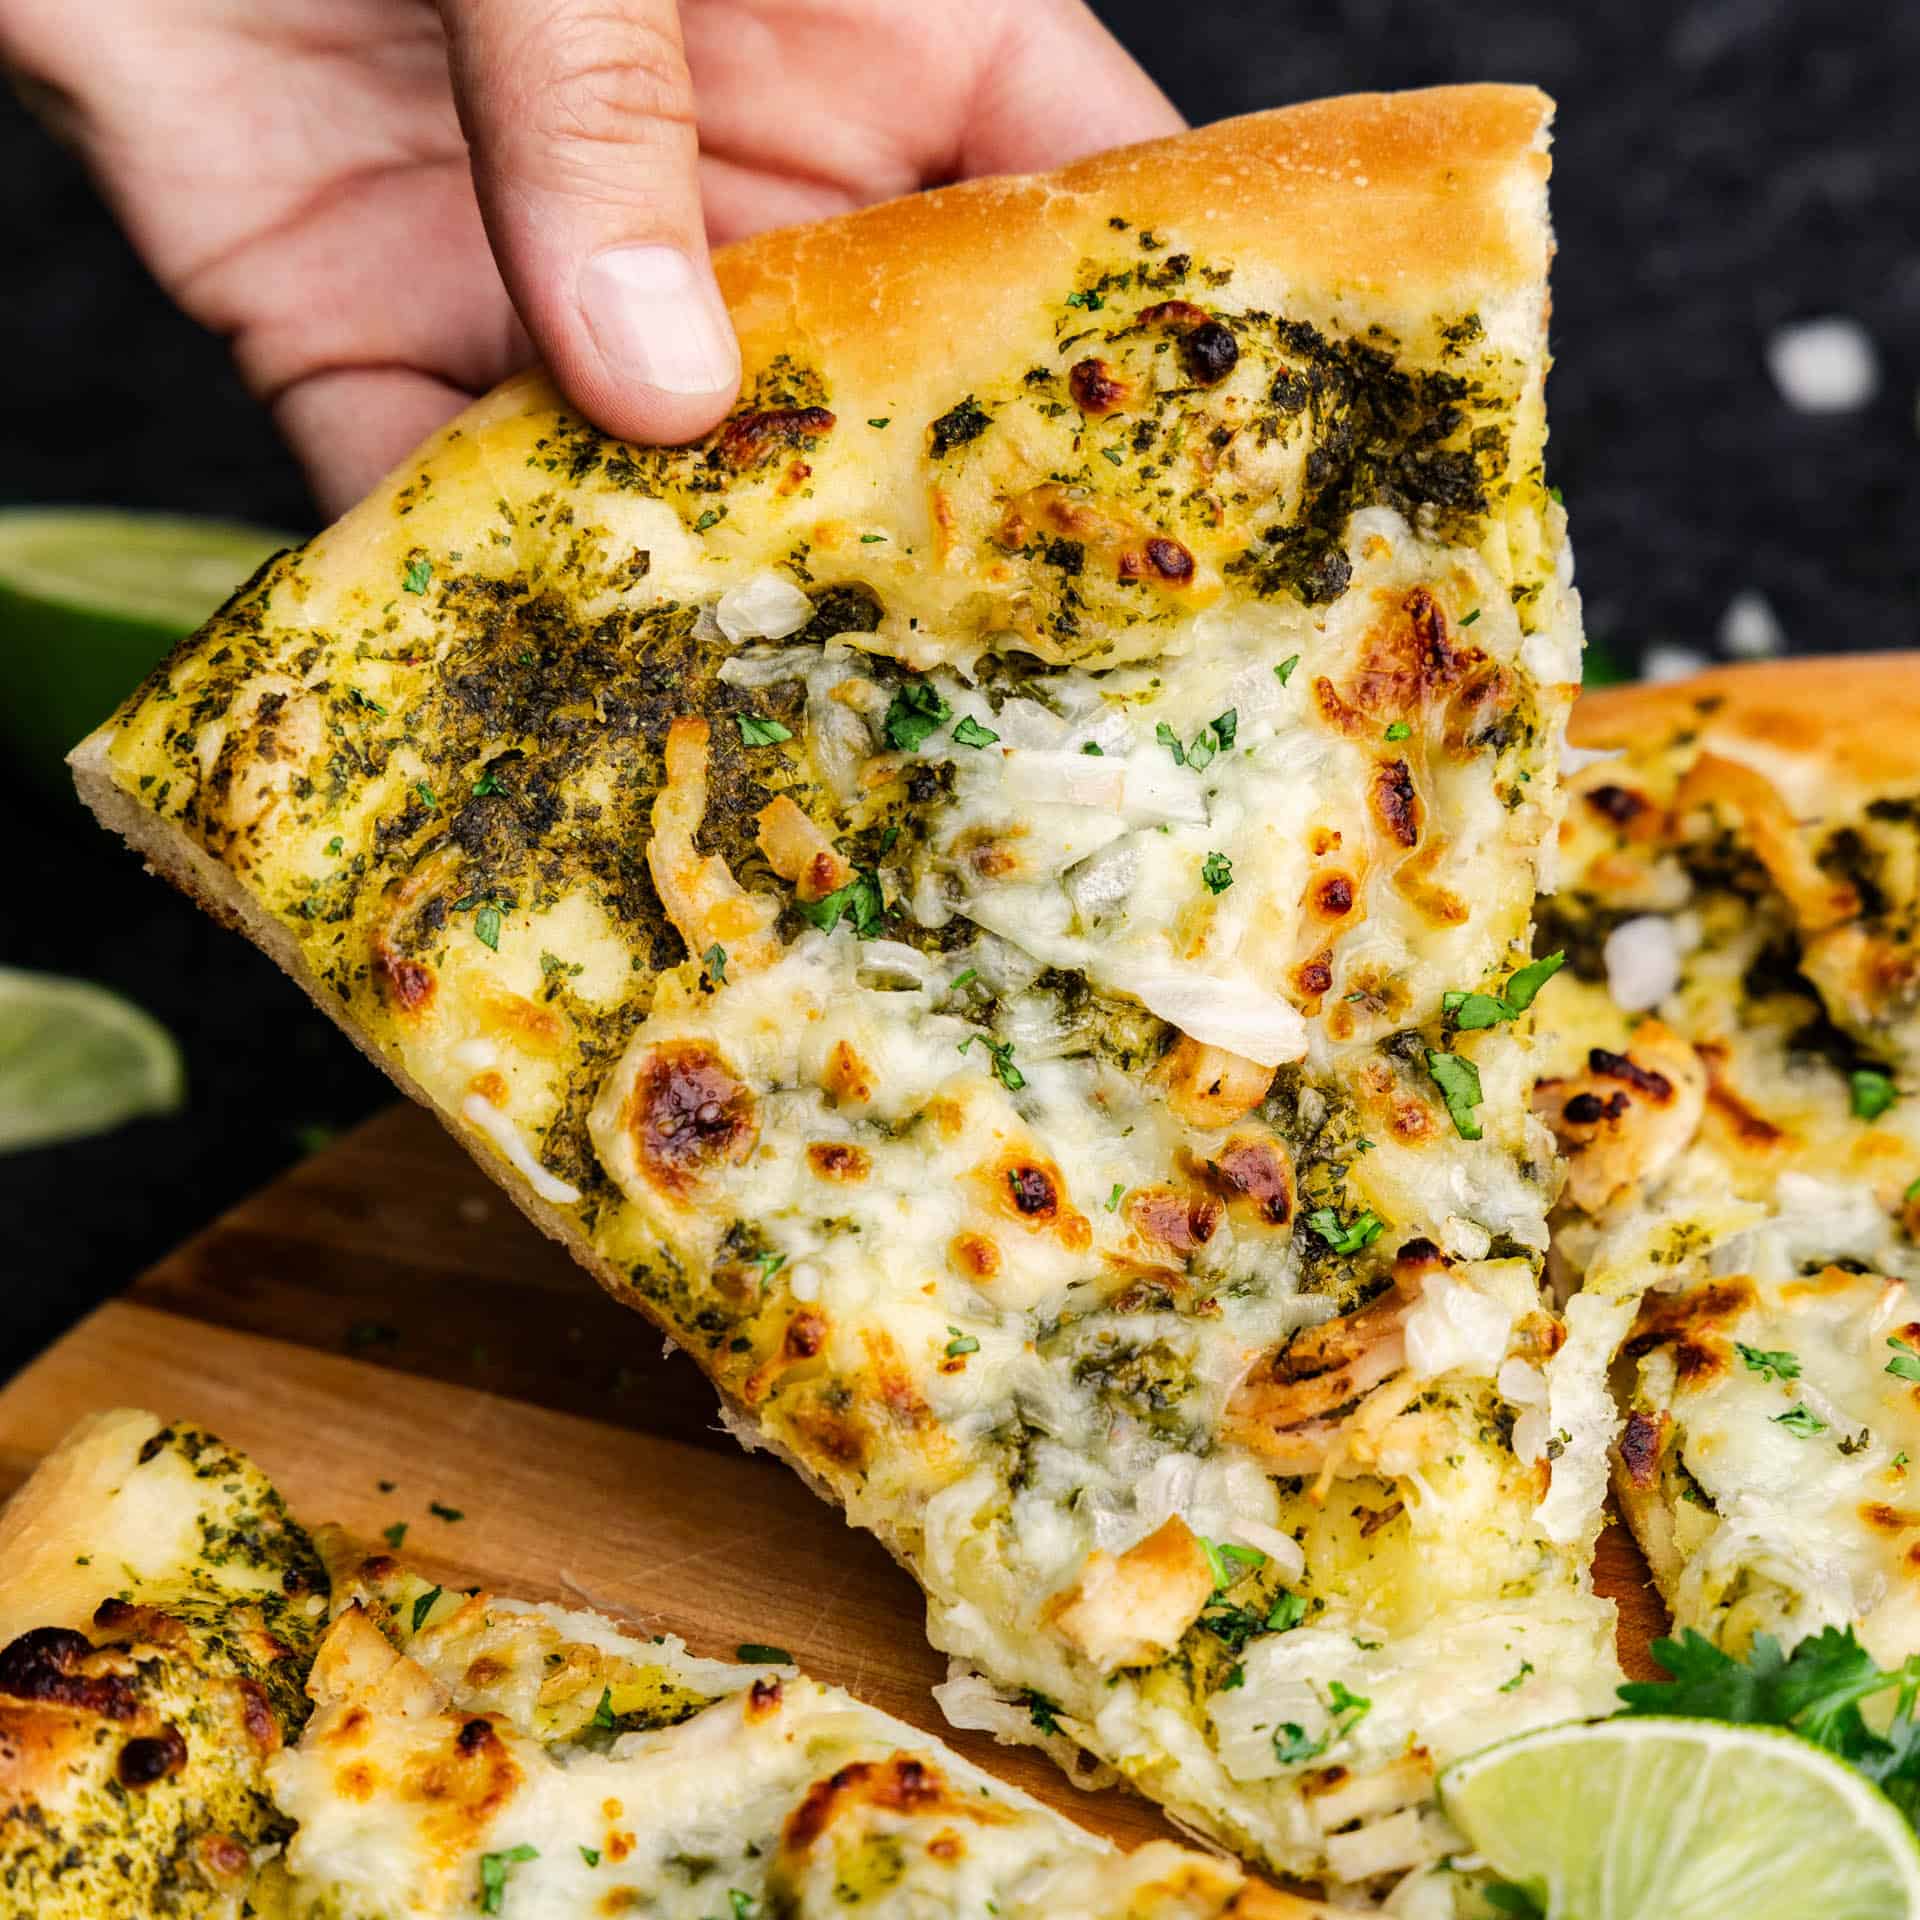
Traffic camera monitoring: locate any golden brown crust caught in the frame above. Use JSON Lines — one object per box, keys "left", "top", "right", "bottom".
{"left": 1569, "top": 654, "right": 1920, "bottom": 813}
{"left": 715, "top": 85, "right": 1554, "bottom": 390}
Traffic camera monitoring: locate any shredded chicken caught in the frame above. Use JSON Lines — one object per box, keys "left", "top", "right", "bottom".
{"left": 755, "top": 795, "right": 855, "bottom": 902}
{"left": 1156, "top": 1034, "right": 1275, "bottom": 1128}
{"left": 1675, "top": 752, "right": 1858, "bottom": 936}
{"left": 1532, "top": 1018, "right": 1708, "bottom": 1214}
{"left": 648, "top": 716, "right": 783, "bottom": 968}
{"left": 1050, "top": 1515, "right": 1213, "bottom": 1672}
{"left": 1224, "top": 1241, "right": 1448, "bottom": 1481}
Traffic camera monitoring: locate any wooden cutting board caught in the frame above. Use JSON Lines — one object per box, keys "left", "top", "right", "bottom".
{"left": 0, "top": 1103, "right": 1667, "bottom": 1850}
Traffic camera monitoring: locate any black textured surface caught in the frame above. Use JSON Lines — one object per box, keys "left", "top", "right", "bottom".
{"left": 2, "top": 0, "right": 1915, "bottom": 1375}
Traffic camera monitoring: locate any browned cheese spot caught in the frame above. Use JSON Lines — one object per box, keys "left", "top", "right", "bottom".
{"left": 624, "top": 1041, "right": 758, "bottom": 1196}
{"left": 806, "top": 1141, "right": 871, "bottom": 1182}
{"left": 1068, "top": 357, "right": 1129, "bottom": 414}
{"left": 1618, "top": 1408, "right": 1670, "bottom": 1489}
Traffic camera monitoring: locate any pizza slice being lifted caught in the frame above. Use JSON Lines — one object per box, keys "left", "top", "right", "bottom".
{"left": 74, "top": 88, "right": 1611, "bottom": 1886}
{"left": 1532, "top": 657, "right": 1920, "bottom": 1661}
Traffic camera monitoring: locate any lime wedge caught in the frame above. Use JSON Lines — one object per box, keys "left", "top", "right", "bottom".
{"left": 0, "top": 508, "right": 295, "bottom": 798}
{"left": 0, "top": 967, "right": 186, "bottom": 1153}
{"left": 1439, "top": 1717, "right": 1920, "bottom": 1920}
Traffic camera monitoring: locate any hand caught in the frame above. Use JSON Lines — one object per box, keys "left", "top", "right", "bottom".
{"left": 2, "top": 0, "right": 1181, "bottom": 514}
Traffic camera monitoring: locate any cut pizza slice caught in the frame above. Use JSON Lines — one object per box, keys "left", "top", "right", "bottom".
{"left": 74, "top": 88, "right": 1612, "bottom": 1885}
{"left": 1532, "top": 657, "right": 1920, "bottom": 1659}
{"left": 0, "top": 1409, "right": 328, "bottom": 1918}
{"left": 266, "top": 1527, "right": 1351, "bottom": 1920}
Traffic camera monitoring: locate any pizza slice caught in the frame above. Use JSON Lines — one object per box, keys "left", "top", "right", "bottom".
{"left": 1531, "top": 657, "right": 1920, "bottom": 1658}
{"left": 267, "top": 1528, "right": 1347, "bottom": 1920}
{"left": 74, "top": 87, "right": 1614, "bottom": 1884}
{"left": 0, "top": 1409, "right": 327, "bottom": 1917}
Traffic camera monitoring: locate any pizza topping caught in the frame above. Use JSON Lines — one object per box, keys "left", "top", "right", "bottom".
{"left": 648, "top": 716, "right": 783, "bottom": 969}
{"left": 716, "top": 572, "right": 815, "bottom": 644}
{"left": 713, "top": 405, "right": 835, "bottom": 470}
{"left": 1533, "top": 1020, "right": 1707, "bottom": 1214}
{"left": 626, "top": 1041, "right": 759, "bottom": 1195}
{"left": 1156, "top": 1036, "right": 1275, "bottom": 1129}
{"left": 1068, "top": 358, "right": 1130, "bottom": 415}
{"left": 1051, "top": 1516, "right": 1214, "bottom": 1671}
{"left": 756, "top": 797, "right": 855, "bottom": 902}
{"left": 117, "top": 1723, "right": 188, "bottom": 1787}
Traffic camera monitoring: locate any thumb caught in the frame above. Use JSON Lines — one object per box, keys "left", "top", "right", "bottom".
{"left": 439, "top": 0, "right": 740, "bottom": 445}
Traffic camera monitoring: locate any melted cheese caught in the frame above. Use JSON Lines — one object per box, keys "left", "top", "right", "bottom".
{"left": 1537, "top": 724, "right": 1920, "bottom": 1659}
{"left": 270, "top": 1575, "right": 1288, "bottom": 1920}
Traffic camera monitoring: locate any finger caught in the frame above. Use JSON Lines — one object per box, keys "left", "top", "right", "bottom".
{"left": 274, "top": 368, "right": 478, "bottom": 520}
{"left": 438, "top": 0, "right": 740, "bottom": 447}
{"left": 961, "top": 0, "right": 1186, "bottom": 177}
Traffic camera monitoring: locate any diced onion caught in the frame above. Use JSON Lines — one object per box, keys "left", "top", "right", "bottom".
{"left": 1403, "top": 1274, "right": 1515, "bottom": 1381}
{"left": 1114, "top": 967, "right": 1307, "bottom": 1068}
{"left": 714, "top": 571, "right": 813, "bottom": 643}
{"left": 1063, "top": 840, "right": 1139, "bottom": 928}
{"left": 1223, "top": 1517, "right": 1307, "bottom": 1582}
{"left": 1602, "top": 913, "right": 1681, "bottom": 1012}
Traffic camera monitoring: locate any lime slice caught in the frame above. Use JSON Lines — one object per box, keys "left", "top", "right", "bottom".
{"left": 0, "top": 967, "right": 186, "bottom": 1153}
{"left": 1439, "top": 1717, "right": 1920, "bottom": 1920}
{"left": 0, "top": 508, "right": 295, "bottom": 798}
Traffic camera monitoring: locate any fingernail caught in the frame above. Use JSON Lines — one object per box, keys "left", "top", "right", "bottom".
{"left": 579, "top": 246, "right": 740, "bottom": 396}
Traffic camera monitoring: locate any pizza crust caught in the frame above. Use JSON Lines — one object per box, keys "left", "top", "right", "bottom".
{"left": 1568, "top": 653, "right": 1920, "bottom": 816}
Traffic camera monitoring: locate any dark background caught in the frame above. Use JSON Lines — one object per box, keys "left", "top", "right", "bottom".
{"left": 2, "top": 0, "right": 1915, "bottom": 1376}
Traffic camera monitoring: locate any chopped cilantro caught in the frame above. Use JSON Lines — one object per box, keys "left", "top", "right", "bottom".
{"left": 1485, "top": 1887, "right": 1545, "bottom": 1918}
{"left": 1853, "top": 1069, "right": 1898, "bottom": 1121}
{"left": 580, "top": 1847, "right": 601, "bottom": 1868}
{"left": 1080, "top": 740, "right": 1105, "bottom": 755}
{"left": 882, "top": 679, "right": 951, "bottom": 751}
{"left": 1101, "top": 446, "right": 1125, "bottom": 465}
{"left": 949, "top": 968, "right": 978, "bottom": 991}
{"left": 1210, "top": 708, "right": 1238, "bottom": 750}
{"left": 1307, "top": 1207, "right": 1384, "bottom": 1255}
{"left": 1105, "top": 1182, "right": 1124, "bottom": 1212}
{"left": 1737, "top": 1343, "right": 1801, "bottom": 1383}
{"left": 478, "top": 1844, "right": 538, "bottom": 1914}
{"left": 703, "top": 944, "right": 728, "bottom": 984}
{"left": 1426, "top": 1048, "right": 1485, "bottom": 1140}
{"left": 474, "top": 905, "right": 502, "bottom": 951}
{"left": 429, "top": 1501, "right": 464, "bottom": 1523}
{"left": 472, "top": 768, "right": 505, "bottom": 796}
{"left": 693, "top": 508, "right": 722, "bottom": 532}
{"left": 1024, "top": 1690, "right": 1063, "bottom": 1736}
{"left": 1462, "top": 607, "right": 1482, "bottom": 626}
{"left": 382, "top": 1521, "right": 407, "bottom": 1551}
{"left": 1618, "top": 1623, "right": 1920, "bottom": 1828}
{"left": 736, "top": 1644, "right": 793, "bottom": 1664}
{"left": 1155, "top": 721, "right": 1185, "bottom": 765}
{"left": 1066, "top": 288, "right": 1106, "bottom": 310}
{"left": 1773, "top": 1405, "right": 1827, "bottom": 1437}
{"left": 1444, "top": 952, "right": 1566, "bottom": 1030}
{"left": 325, "top": 835, "right": 344, "bottom": 855}
{"left": 859, "top": 532, "right": 887, "bottom": 543}
{"left": 1275, "top": 654, "right": 1300, "bottom": 686}
{"left": 402, "top": 555, "right": 432, "bottom": 594}
{"left": 591, "top": 1687, "right": 616, "bottom": 1729}
{"left": 1201, "top": 851, "right": 1234, "bottom": 894}
{"left": 1221, "top": 1664, "right": 1246, "bottom": 1691}
{"left": 729, "top": 1893, "right": 755, "bottom": 1920}
{"left": 349, "top": 687, "right": 387, "bottom": 718}
{"left": 945, "top": 1327, "right": 981, "bottom": 1358}
{"left": 414, "top": 780, "right": 437, "bottom": 811}
{"left": 951, "top": 714, "right": 1001, "bottom": 749}
{"left": 1199, "top": 1537, "right": 1266, "bottom": 1592}
{"left": 1499, "top": 1660, "right": 1535, "bottom": 1692}
{"left": 796, "top": 869, "right": 885, "bottom": 938}
{"left": 737, "top": 712, "right": 792, "bottom": 747}
{"left": 411, "top": 1586, "right": 443, "bottom": 1632}
{"left": 752, "top": 1251, "right": 785, "bottom": 1287}
{"left": 1271, "top": 1722, "right": 1327, "bottom": 1765}
{"left": 1384, "top": 720, "right": 1411, "bottom": 741}
{"left": 867, "top": 417, "right": 890, "bottom": 429}
{"left": 1267, "top": 1591, "right": 1307, "bottom": 1633}
{"left": 958, "top": 1032, "right": 1026, "bottom": 1093}
{"left": 1888, "top": 1337, "right": 1920, "bottom": 1385}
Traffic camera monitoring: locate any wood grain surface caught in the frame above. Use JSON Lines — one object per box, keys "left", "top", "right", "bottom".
{"left": 0, "top": 1102, "right": 1668, "bottom": 1851}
